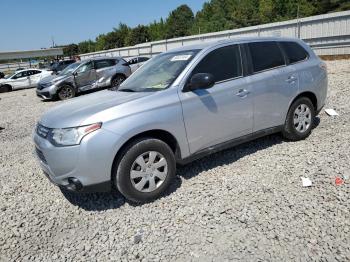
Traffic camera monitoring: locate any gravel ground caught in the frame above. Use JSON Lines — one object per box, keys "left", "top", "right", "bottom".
{"left": 0, "top": 60, "right": 349, "bottom": 261}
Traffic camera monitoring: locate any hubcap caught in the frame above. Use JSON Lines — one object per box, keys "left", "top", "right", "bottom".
{"left": 130, "top": 151, "right": 168, "bottom": 193}
{"left": 293, "top": 104, "right": 312, "bottom": 133}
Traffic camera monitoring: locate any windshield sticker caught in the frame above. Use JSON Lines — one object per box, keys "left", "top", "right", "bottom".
{"left": 170, "top": 55, "right": 192, "bottom": 61}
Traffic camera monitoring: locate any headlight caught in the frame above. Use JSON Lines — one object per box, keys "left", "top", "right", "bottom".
{"left": 49, "top": 123, "right": 102, "bottom": 146}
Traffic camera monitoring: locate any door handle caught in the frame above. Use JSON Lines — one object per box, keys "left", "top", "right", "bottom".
{"left": 236, "top": 89, "right": 250, "bottom": 97}
{"left": 286, "top": 76, "right": 297, "bottom": 83}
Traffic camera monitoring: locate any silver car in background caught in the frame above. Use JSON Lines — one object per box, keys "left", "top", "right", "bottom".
{"left": 34, "top": 37, "right": 327, "bottom": 203}
{"left": 36, "top": 57, "right": 131, "bottom": 100}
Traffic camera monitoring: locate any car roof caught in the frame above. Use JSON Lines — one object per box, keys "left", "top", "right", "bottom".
{"left": 89, "top": 56, "right": 123, "bottom": 61}
{"left": 167, "top": 36, "right": 302, "bottom": 53}
{"left": 15, "top": 68, "right": 43, "bottom": 73}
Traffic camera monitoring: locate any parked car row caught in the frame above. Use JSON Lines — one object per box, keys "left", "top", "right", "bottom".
{"left": 0, "top": 56, "right": 149, "bottom": 98}
{"left": 33, "top": 37, "right": 328, "bottom": 203}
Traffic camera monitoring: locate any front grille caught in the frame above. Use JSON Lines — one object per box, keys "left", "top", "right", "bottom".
{"left": 37, "top": 82, "right": 51, "bottom": 90}
{"left": 35, "top": 147, "right": 47, "bottom": 164}
{"left": 37, "top": 83, "right": 45, "bottom": 90}
{"left": 36, "top": 124, "right": 50, "bottom": 138}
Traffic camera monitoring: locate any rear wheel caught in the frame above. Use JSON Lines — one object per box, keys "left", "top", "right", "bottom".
{"left": 282, "top": 97, "right": 315, "bottom": 141}
{"left": 0, "top": 85, "right": 11, "bottom": 93}
{"left": 57, "top": 85, "right": 75, "bottom": 100}
{"left": 110, "top": 75, "right": 126, "bottom": 90}
{"left": 114, "top": 138, "right": 176, "bottom": 203}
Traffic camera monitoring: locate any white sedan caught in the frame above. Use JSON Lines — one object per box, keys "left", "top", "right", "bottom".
{"left": 0, "top": 69, "right": 52, "bottom": 92}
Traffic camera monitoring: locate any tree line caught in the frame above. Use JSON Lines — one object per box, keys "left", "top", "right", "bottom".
{"left": 62, "top": 0, "right": 350, "bottom": 56}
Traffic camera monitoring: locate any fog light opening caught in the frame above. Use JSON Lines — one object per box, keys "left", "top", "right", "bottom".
{"left": 66, "top": 177, "right": 83, "bottom": 191}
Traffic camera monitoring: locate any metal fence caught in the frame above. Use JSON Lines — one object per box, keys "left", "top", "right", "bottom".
{"left": 80, "top": 10, "right": 350, "bottom": 60}
{"left": 1, "top": 10, "right": 349, "bottom": 73}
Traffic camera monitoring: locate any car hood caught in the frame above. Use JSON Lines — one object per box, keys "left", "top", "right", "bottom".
{"left": 40, "top": 74, "right": 67, "bottom": 84}
{"left": 39, "top": 90, "right": 153, "bottom": 128}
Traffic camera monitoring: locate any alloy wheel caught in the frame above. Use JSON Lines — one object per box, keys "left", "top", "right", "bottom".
{"left": 59, "top": 86, "right": 73, "bottom": 99}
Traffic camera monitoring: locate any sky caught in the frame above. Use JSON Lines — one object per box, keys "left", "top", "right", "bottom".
{"left": 0, "top": 0, "right": 208, "bottom": 51}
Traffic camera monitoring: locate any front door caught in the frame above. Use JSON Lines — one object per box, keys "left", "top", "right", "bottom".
{"left": 10, "top": 71, "right": 30, "bottom": 89}
{"left": 74, "top": 61, "right": 97, "bottom": 91}
{"left": 178, "top": 44, "right": 253, "bottom": 154}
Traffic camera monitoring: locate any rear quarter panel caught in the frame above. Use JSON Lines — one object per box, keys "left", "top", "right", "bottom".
{"left": 292, "top": 42, "right": 327, "bottom": 111}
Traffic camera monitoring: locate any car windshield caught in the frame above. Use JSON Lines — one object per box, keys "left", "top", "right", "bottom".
{"left": 58, "top": 62, "right": 81, "bottom": 76}
{"left": 119, "top": 50, "right": 199, "bottom": 92}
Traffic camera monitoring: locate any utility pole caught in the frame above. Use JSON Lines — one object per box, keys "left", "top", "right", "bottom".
{"left": 51, "top": 36, "right": 55, "bottom": 48}
{"left": 297, "top": 4, "right": 301, "bottom": 39}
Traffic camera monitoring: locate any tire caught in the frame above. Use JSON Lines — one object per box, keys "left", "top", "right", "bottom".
{"left": 57, "top": 85, "right": 75, "bottom": 100}
{"left": 114, "top": 137, "right": 176, "bottom": 203}
{"left": 0, "top": 85, "right": 11, "bottom": 93}
{"left": 110, "top": 75, "right": 126, "bottom": 90}
{"left": 282, "top": 97, "right": 315, "bottom": 141}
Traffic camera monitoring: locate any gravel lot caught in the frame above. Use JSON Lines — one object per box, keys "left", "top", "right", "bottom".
{"left": 0, "top": 60, "right": 349, "bottom": 261}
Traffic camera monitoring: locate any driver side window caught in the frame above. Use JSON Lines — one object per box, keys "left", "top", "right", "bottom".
{"left": 191, "top": 45, "right": 242, "bottom": 83}
{"left": 76, "top": 62, "right": 93, "bottom": 74}
{"left": 12, "top": 71, "right": 28, "bottom": 79}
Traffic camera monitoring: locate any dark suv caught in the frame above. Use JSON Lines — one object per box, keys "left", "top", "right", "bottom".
{"left": 50, "top": 60, "right": 75, "bottom": 74}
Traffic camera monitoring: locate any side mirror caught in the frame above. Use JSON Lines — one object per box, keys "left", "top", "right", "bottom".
{"left": 122, "top": 62, "right": 130, "bottom": 66}
{"left": 184, "top": 73, "right": 215, "bottom": 92}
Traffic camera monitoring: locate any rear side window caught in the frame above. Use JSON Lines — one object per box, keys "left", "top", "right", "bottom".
{"left": 248, "top": 41, "right": 285, "bottom": 73}
{"left": 280, "top": 41, "right": 308, "bottom": 64}
{"left": 95, "top": 59, "right": 116, "bottom": 69}
{"left": 192, "top": 45, "right": 242, "bottom": 83}
{"left": 139, "top": 57, "right": 149, "bottom": 62}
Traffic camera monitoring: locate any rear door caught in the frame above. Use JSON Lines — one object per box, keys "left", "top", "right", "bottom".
{"left": 245, "top": 41, "right": 298, "bottom": 131}
{"left": 74, "top": 61, "right": 97, "bottom": 91}
{"left": 94, "top": 59, "right": 116, "bottom": 87}
{"left": 178, "top": 44, "right": 253, "bottom": 154}
{"left": 27, "top": 70, "right": 42, "bottom": 87}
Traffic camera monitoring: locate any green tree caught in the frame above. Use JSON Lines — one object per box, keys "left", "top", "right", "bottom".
{"left": 78, "top": 40, "right": 95, "bottom": 53}
{"left": 63, "top": 44, "right": 79, "bottom": 57}
{"left": 149, "top": 18, "right": 167, "bottom": 41}
{"left": 166, "top": 4, "right": 194, "bottom": 39}
{"left": 62, "top": 0, "right": 350, "bottom": 54}
{"left": 95, "top": 34, "right": 107, "bottom": 51}
{"left": 126, "top": 25, "right": 150, "bottom": 46}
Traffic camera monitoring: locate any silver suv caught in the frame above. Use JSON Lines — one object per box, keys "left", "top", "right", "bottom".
{"left": 36, "top": 57, "right": 131, "bottom": 100}
{"left": 34, "top": 37, "right": 327, "bottom": 203}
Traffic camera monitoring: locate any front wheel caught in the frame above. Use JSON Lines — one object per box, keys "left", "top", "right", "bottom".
{"left": 110, "top": 75, "right": 126, "bottom": 90}
{"left": 0, "top": 85, "right": 11, "bottom": 93}
{"left": 282, "top": 97, "right": 315, "bottom": 141}
{"left": 114, "top": 138, "right": 176, "bottom": 203}
{"left": 57, "top": 85, "right": 75, "bottom": 100}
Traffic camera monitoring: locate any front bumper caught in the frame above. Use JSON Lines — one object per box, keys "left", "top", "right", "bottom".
{"left": 33, "top": 127, "right": 125, "bottom": 192}
{"left": 36, "top": 84, "right": 57, "bottom": 99}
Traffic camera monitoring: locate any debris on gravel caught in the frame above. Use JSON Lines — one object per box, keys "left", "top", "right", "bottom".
{"left": 0, "top": 60, "right": 349, "bottom": 261}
